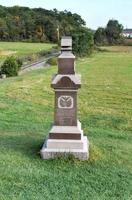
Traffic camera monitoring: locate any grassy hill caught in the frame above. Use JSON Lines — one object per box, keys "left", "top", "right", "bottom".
{"left": 0, "top": 42, "right": 55, "bottom": 61}
{"left": 0, "top": 46, "right": 132, "bottom": 200}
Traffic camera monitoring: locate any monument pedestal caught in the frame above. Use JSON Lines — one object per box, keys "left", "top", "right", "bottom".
{"left": 40, "top": 140, "right": 89, "bottom": 160}
{"left": 40, "top": 121, "right": 89, "bottom": 160}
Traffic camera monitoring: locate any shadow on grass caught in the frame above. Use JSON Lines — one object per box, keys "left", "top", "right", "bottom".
{"left": 0, "top": 133, "right": 44, "bottom": 159}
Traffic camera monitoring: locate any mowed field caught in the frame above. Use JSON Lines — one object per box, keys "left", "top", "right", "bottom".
{"left": 0, "top": 42, "right": 55, "bottom": 61}
{"left": 0, "top": 46, "right": 132, "bottom": 200}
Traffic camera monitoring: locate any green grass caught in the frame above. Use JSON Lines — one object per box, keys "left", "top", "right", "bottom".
{"left": 0, "top": 46, "right": 132, "bottom": 200}
{"left": 99, "top": 45, "right": 132, "bottom": 52}
{"left": 0, "top": 42, "right": 55, "bottom": 61}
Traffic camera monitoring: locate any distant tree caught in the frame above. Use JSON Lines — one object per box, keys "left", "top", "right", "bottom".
{"left": 0, "top": 5, "right": 7, "bottom": 18}
{"left": 72, "top": 27, "right": 94, "bottom": 57}
{"left": 94, "top": 27, "right": 107, "bottom": 45}
{"left": 0, "top": 18, "right": 8, "bottom": 40}
{"left": 105, "top": 19, "right": 123, "bottom": 44}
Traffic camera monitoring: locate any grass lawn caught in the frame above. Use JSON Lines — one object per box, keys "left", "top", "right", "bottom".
{"left": 0, "top": 46, "right": 132, "bottom": 200}
{"left": 100, "top": 45, "right": 132, "bottom": 52}
{"left": 0, "top": 42, "right": 55, "bottom": 61}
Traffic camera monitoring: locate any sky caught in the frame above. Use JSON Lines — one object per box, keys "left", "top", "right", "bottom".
{"left": 0, "top": 0, "right": 131, "bottom": 29}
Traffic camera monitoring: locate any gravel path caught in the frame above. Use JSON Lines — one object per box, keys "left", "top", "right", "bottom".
{"left": 20, "top": 52, "right": 59, "bottom": 74}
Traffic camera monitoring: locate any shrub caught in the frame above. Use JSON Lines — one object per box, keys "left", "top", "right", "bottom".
{"left": 16, "top": 58, "right": 23, "bottom": 69}
{"left": 47, "top": 57, "right": 57, "bottom": 65}
{"left": 1, "top": 56, "right": 22, "bottom": 77}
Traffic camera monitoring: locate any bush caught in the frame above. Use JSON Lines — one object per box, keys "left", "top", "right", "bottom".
{"left": 47, "top": 57, "right": 57, "bottom": 65}
{"left": 1, "top": 56, "right": 22, "bottom": 77}
{"left": 16, "top": 58, "right": 23, "bottom": 69}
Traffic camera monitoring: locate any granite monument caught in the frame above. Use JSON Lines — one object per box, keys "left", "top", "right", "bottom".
{"left": 40, "top": 36, "right": 89, "bottom": 160}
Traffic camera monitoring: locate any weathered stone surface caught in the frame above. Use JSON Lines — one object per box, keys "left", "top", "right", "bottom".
{"left": 51, "top": 74, "right": 81, "bottom": 89}
{"left": 58, "top": 52, "right": 75, "bottom": 74}
{"left": 40, "top": 136, "right": 89, "bottom": 160}
{"left": 47, "top": 139, "right": 84, "bottom": 149}
{"left": 54, "top": 91, "right": 77, "bottom": 126}
{"left": 49, "top": 121, "right": 82, "bottom": 139}
{"left": 61, "top": 36, "right": 72, "bottom": 51}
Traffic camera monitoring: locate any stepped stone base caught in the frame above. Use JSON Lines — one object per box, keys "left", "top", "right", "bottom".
{"left": 40, "top": 136, "right": 89, "bottom": 160}
{"left": 49, "top": 121, "right": 83, "bottom": 140}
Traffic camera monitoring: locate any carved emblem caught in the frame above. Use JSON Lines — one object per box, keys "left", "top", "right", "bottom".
{"left": 58, "top": 96, "right": 73, "bottom": 109}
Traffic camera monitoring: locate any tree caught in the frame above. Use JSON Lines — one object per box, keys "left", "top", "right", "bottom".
{"left": 105, "top": 19, "right": 123, "bottom": 44}
{"left": 0, "top": 18, "right": 8, "bottom": 40}
{"left": 72, "top": 27, "right": 94, "bottom": 57}
{"left": 94, "top": 27, "right": 107, "bottom": 45}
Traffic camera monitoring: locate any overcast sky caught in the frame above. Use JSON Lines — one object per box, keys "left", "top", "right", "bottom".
{"left": 0, "top": 0, "right": 131, "bottom": 29}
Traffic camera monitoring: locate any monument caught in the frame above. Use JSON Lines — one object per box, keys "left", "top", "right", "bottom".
{"left": 40, "top": 36, "right": 89, "bottom": 160}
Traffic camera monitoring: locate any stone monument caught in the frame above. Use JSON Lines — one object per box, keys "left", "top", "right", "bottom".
{"left": 40, "top": 36, "right": 89, "bottom": 160}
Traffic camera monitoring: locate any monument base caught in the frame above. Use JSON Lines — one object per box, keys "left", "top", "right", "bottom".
{"left": 40, "top": 136, "right": 89, "bottom": 160}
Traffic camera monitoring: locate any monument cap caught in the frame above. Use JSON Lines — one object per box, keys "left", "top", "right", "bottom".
{"left": 61, "top": 36, "right": 72, "bottom": 51}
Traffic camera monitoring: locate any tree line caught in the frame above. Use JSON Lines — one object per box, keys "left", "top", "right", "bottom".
{"left": 0, "top": 5, "right": 88, "bottom": 43}
{"left": 94, "top": 20, "right": 124, "bottom": 45}
{"left": 0, "top": 5, "right": 124, "bottom": 57}
{"left": 0, "top": 5, "right": 125, "bottom": 78}
{"left": 0, "top": 5, "right": 94, "bottom": 56}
